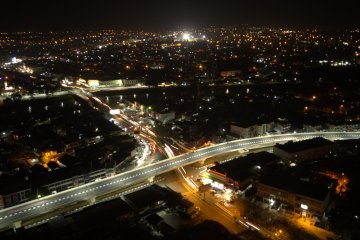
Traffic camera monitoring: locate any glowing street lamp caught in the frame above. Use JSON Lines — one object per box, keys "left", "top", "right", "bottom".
{"left": 182, "top": 33, "right": 190, "bottom": 41}
{"left": 300, "top": 204, "right": 308, "bottom": 210}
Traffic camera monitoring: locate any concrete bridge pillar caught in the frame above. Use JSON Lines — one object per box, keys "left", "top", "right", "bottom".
{"left": 89, "top": 197, "right": 96, "bottom": 204}
{"left": 13, "top": 221, "right": 21, "bottom": 232}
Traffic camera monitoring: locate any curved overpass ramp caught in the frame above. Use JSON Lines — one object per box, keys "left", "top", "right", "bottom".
{"left": 1, "top": 132, "right": 359, "bottom": 231}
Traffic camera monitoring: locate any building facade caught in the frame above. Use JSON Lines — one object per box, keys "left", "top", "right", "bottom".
{"left": 155, "top": 111, "right": 175, "bottom": 124}
{"left": 257, "top": 180, "right": 331, "bottom": 219}
{"left": 87, "top": 79, "right": 140, "bottom": 88}
{"left": 273, "top": 137, "right": 336, "bottom": 163}
{"left": 41, "top": 168, "right": 115, "bottom": 194}
{"left": 0, "top": 188, "right": 32, "bottom": 210}
{"left": 230, "top": 122, "right": 274, "bottom": 139}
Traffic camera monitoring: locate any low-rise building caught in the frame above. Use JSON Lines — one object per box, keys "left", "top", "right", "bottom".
{"left": 230, "top": 121, "right": 274, "bottom": 139}
{"left": 208, "top": 152, "right": 279, "bottom": 191}
{"left": 63, "top": 137, "right": 82, "bottom": 152}
{"left": 0, "top": 175, "right": 32, "bottom": 209}
{"left": 303, "top": 123, "right": 323, "bottom": 132}
{"left": 274, "top": 118, "right": 291, "bottom": 133}
{"left": 273, "top": 137, "right": 336, "bottom": 164}
{"left": 87, "top": 79, "right": 140, "bottom": 88}
{"left": 256, "top": 174, "right": 332, "bottom": 219}
{"left": 37, "top": 168, "right": 114, "bottom": 194}
{"left": 220, "top": 70, "right": 241, "bottom": 77}
{"left": 155, "top": 111, "right": 175, "bottom": 124}
{"left": 124, "top": 185, "right": 168, "bottom": 214}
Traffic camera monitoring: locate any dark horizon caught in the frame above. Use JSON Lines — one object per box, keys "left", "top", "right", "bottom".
{"left": 0, "top": 0, "right": 359, "bottom": 32}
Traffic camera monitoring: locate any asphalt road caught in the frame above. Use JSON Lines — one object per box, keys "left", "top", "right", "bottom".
{"left": 1, "top": 131, "right": 359, "bottom": 230}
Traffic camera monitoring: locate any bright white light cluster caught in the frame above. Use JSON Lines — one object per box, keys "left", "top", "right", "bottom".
{"left": 182, "top": 33, "right": 190, "bottom": 41}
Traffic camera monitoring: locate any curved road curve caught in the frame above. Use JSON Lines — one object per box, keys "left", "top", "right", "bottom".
{"left": 1, "top": 131, "right": 359, "bottom": 230}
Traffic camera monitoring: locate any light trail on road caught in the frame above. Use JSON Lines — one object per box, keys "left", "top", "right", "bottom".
{"left": 0, "top": 131, "right": 359, "bottom": 231}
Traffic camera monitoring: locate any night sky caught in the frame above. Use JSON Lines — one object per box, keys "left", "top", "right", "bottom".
{"left": 0, "top": 0, "right": 359, "bottom": 31}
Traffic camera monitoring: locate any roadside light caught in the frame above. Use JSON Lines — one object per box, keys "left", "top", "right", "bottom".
{"left": 37, "top": 194, "right": 42, "bottom": 198}
{"left": 300, "top": 204, "right": 308, "bottom": 210}
{"left": 182, "top": 33, "right": 190, "bottom": 41}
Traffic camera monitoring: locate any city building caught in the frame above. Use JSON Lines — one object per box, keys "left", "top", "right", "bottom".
{"left": 274, "top": 118, "right": 292, "bottom": 133}
{"left": 37, "top": 168, "right": 115, "bottom": 194}
{"left": 220, "top": 70, "right": 241, "bottom": 78}
{"left": 87, "top": 79, "right": 140, "bottom": 88}
{"left": 154, "top": 111, "right": 175, "bottom": 125}
{"left": 256, "top": 174, "right": 332, "bottom": 220}
{"left": 176, "top": 199, "right": 200, "bottom": 219}
{"left": 303, "top": 123, "right": 323, "bottom": 132}
{"left": 0, "top": 175, "right": 32, "bottom": 209}
{"left": 230, "top": 121, "right": 274, "bottom": 139}
{"left": 273, "top": 137, "right": 336, "bottom": 164}
{"left": 208, "top": 152, "right": 279, "bottom": 191}
{"left": 123, "top": 185, "right": 168, "bottom": 214}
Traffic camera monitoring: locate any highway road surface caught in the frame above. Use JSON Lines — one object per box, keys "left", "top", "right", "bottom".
{"left": 1, "top": 131, "right": 359, "bottom": 231}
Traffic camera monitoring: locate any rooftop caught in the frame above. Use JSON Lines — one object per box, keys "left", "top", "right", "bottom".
{"left": 231, "top": 118, "right": 274, "bottom": 128}
{"left": 259, "top": 173, "right": 329, "bottom": 201}
{"left": 30, "top": 165, "right": 85, "bottom": 187}
{"left": 210, "top": 151, "right": 279, "bottom": 182}
{"left": 145, "top": 213, "right": 163, "bottom": 226}
{"left": 124, "top": 185, "right": 167, "bottom": 210}
{"left": 0, "top": 174, "right": 31, "bottom": 195}
{"left": 71, "top": 198, "right": 132, "bottom": 228}
{"left": 274, "top": 137, "right": 334, "bottom": 153}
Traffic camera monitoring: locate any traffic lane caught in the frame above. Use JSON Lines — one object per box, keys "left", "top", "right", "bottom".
{"left": 185, "top": 192, "right": 245, "bottom": 234}
{"left": 0, "top": 133, "right": 346, "bottom": 222}
{"left": 0, "top": 156, "right": 186, "bottom": 227}
{"left": 1, "top": 132, "right": 359, "bottom": 228}
{"left": 172, "top": 169, "right": 245, "bottom": 234}
{"left": 2, "top": 133, "right": 355, "bottom": 218}
{"left": 0, "top": 168, "right": 148, "bottom": 223}
{"left": 0, "top": 191, "right": 90, "bottom": 228}
{"left": 0, "top": 172, "right": 149, "bottom": 228}
{"left": 167, "top": 170, "right": 245, "bottom": 235}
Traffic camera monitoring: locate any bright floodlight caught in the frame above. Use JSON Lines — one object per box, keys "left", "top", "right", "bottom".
{"left": 182, "top": 33, "right": 190, "bottom": 41}
{"left": 300, "top": 204, "right": 308, "bottom": 210}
